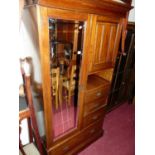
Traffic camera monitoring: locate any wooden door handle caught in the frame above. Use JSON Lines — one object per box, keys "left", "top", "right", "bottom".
{"left": 90, "top": 129, "right": 95, "bottom": 134}
{"left": 93, "top": 103, "right": 100, "bottom": 108}
{"left": 92, "top": 115, "right": 98, "bottom": 120}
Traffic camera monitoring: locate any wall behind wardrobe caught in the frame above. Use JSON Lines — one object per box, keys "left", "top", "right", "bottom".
{"left": 19, "top": 8, "right": 45, "bottom": 145}
{"left": 19, "top": 8, "right": 42, "bottom": 84}
{"left": 128, "top": 0, "right": 135, "bottom": 22}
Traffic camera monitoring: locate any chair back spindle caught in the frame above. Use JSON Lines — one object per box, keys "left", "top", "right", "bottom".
{"left": 19, "top": 58, "right": 44, "bottom": 155}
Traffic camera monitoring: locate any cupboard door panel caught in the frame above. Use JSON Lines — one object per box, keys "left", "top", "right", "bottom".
{"left": 89, "top": 16, "right": 122, "bottom": 73}
{"left": 94, "top": 23, "right": 109, "bottom": 64}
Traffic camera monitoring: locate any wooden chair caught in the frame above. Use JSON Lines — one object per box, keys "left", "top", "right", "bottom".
{"left": 19, "top": 109, "right": 42, "bottom": 155}
{"left": 62, "top": 65, "right": 77, "bottom": 105}
{"left": 19, "top": 58, "right": 44, "bottom": 155}
{"left": 51, "top": 67, "right": 60, "bottom": 109}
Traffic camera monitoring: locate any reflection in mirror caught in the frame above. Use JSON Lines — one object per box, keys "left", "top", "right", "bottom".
{"left": 49, "top": 18, "right": 84, "bottom": 139}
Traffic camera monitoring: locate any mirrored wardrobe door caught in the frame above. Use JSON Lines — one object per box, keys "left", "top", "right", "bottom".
{"left": 48, "top": 18, "right": 85, "bottom": 139}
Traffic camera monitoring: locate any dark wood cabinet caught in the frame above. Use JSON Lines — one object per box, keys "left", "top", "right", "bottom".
{"left": 23, "top": 0, "right": 132, "bottom": 154}
{"left": 107, "top": 22, "right": 135, "bottom": 111}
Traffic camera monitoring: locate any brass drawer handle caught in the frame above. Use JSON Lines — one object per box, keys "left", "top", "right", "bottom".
{"left": 63, "top": 146, "right": 70, "bottom": 152}
{"left": 122, "top": 52, "right": 127, "bottom": 56}
{"left": 96, "top": 92, "right": 102, "bottom": 97}
{"left": 122, "top": 82, "right": 125, "bottom": 85}
{"left": 92, "top": 115, "right": 98, "bottom": 120}
{"left": 94, "top": 103, "right": 100, "bottom": 108}
{"left": 90, "top": 129, "right": 95, "bottom": 134}
{"left": 89, "top": 103, "right": 99, "bottom": 111}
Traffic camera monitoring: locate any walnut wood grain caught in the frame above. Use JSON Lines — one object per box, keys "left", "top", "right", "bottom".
{"left": 86, "top": 75, "right": 110, "bottom": 91}
{"left": 36, "top": 6, "right": 54, "bottom": 148}
{"left": 23, "top": 0, "right": 132, "bottom": 154}
{"left": 88, "top": 16, "right": 123, "bottom": 73}
{"left": 84, "top": 97, "right": 107, "bottom": 116}
{"left": 37, "top": 0, "right": 132, "bottom": 17}
{"left": 95, "top": 68, "right": 114, "bottom": 82}
{"left": 83, "top": 107, "right": 106, "bottom": 127}
{"left": 48, "top": 121, "right": 103, "bottom": 155}
{"left": 47, "top": 8, "right": 88, "bottom": 21}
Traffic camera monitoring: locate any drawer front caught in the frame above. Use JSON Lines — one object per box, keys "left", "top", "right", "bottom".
{"left": 83, "top": 107, "right": 106, "bottom": 127}
{"left": 84, "top": 98, "right": 107, "bottom": 116}
{"left": 49, "top": 123, "right": 103, "bottom": 155}
{"left": 84, "top": 86, "right": 110, "bottom": 103}
{"left": 81, "top": 121, "right": 103, "bottom": 141}
{"left": 66, "top": 122, "right": 103, "bottom": 155}
{"left": 50, "top": 134, "right": 82, "bottom": 155}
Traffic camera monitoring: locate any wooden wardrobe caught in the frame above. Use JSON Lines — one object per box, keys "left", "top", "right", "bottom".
{"left": 23, "top": 0, "right": 132, "bottom": 154}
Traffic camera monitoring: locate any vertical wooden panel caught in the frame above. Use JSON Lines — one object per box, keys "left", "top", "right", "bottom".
{"left": 93, "top": 22, "right": 115, "bottom": 65}
{"left": 98, "top": 24, "right": 105, "bottom": 63}
{"left": 88, "top": 15, "right": 97, "bottom": 72}
{"left": 112, "top": 21, "right": 122, "bottom": 63}
{"left": 36, "top": 6, "right": 54, "bottom": 148}
{"left": 94, "top": 23, "right": 100, "bottom": 64}
{"left": 106, "top": 24, "right": 117, "bottom": 62}
{"left": 100, "top": 23, "right": 111, "bottom": 63}
{"left": 77, "top": 14, "right": 93, "bottom": 129}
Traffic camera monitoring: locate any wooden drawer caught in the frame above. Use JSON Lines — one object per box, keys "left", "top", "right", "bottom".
{"left": 49, "top": 133, "right": 82, "bottom": 155}
{"left": 81, "top": 121, "right": 103, "bottom": 141}
{"left": 66, "top": 122, "right": 103, "bottom": 155}
{"left": 49, "top": 122, "right": 103, "bottom": 155}
{"left": 83, "top": 107, "right": 106, "bottom": 127}
{"left": 84, "top": 85, "right": 110, "bottom": 103}
{"left": 84, "top": 97, "right": 107, "bottom": 116}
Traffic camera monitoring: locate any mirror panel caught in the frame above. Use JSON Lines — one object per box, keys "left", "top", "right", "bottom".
{"left": 49, "top": 18, "right": 84, "bottom": 139}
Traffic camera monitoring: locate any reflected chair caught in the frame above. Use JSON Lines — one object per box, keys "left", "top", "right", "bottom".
{"left": 62, "top": 65, "right": 77, "bottom": 105}
{"left": 19, "top": 59, "right": 44, "bottom": 155}
{"left": 51, "top": 67, "right": 60, "bottom": 109}
{"left": 31, "top": 68, "right": 60, "bottom": 110}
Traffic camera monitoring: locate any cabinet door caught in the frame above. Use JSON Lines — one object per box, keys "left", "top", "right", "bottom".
{"left": 89, "top": 16, "right": 123, "bottom": 73}
{"left": 48, "top": 17, "right": 86, "bottom": 139}
{"left": 37, "top": 6, "right": 91, "bottom": 148}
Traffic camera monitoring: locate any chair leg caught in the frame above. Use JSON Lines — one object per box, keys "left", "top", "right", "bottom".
{"left": 63, "top": 88, "right": 68, "bottom": 102}
{"left": 55, "top": 92, "right": 59, "bottom": 110}
{"left": 68, "top": 89, "right": 71, "bottom": 106}
{"left": 19, "top": 143, "right": 26, "bottom": 155}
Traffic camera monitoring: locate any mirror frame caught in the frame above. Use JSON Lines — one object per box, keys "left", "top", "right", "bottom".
{"left": 37, "top": 6, "right": 91, "bottom": 148}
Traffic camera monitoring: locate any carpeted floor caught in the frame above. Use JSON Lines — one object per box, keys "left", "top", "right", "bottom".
{"left": 78, "top": 102, "right": 135, "bottom": 155}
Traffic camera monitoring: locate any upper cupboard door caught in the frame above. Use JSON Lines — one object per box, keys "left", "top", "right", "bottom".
{"left": 89, "top": 16, "right": 123, "bottom": 73}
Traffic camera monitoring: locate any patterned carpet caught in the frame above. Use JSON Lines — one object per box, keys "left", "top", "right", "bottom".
{"left": 52, "top": 97, "right": 77, "bottom": 138}
{"left": 78, "top": 102, "right": 135, "bottom": 155}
